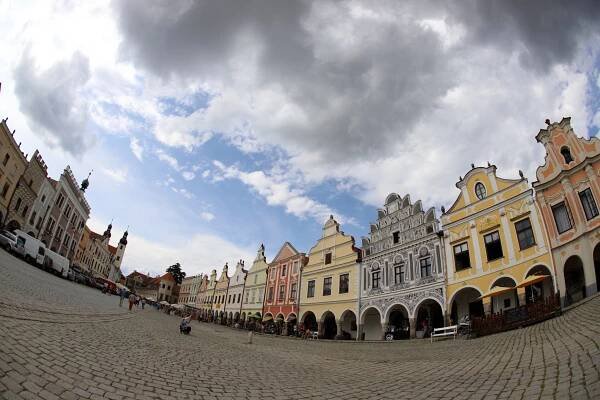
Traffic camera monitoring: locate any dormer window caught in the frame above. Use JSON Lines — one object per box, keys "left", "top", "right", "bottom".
{"left": 561, "top": 146, "right": 573, "bottom": 164}
{"left": 475, "top": 182, "right": 487, "bottom": 200}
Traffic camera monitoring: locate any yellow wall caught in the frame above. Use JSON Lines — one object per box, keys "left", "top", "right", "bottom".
{"left": 299, "top": 217, "right": 360, "bottom": 330}
{"left": 442, "top": 166, "right": 554, "bottom": 316}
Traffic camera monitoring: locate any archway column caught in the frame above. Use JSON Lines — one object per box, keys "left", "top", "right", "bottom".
{"left": 517, "top": 286, "right": 526, "bottom": 306}
{"left": 483, "top": 298, "right": 492, "bottom": 315}
{"left": 336, "top": 320, "right": 343, "bottom": 339}
{"left": 357, "top": 324, "right": 363, "bottom": 341}
{"left": 381, "top": 322, "right": 389, "bottom": 340}
{"left": 409, "top": 317, "right": 416, "bottom": 339}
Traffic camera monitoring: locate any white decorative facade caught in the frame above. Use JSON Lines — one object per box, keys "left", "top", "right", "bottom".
{"left": 359, "top": 193, "right": 446, "bottom": 340}
{"left": 224, "top": 260, "right": 247, "bottom": 322}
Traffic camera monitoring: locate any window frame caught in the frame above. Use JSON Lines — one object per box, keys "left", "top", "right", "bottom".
{"left": 419, "top": 257, "right": 432, "bottom": 278}
{"left": 453, "top": 242, "right": 471, "bottom": 271}
{"left": 579, "top": 188, "right": 599, "bottom": 221}
{"left": 514, "top": 218, "right": 536, "bottom": 250}
{"left": 394, "top": 263, "right": 405, "bottom": 284}
{"left": 324, "top": 252, "right": 332, "bottom": 265}
{"left": 551, "top": 201, "right": 573, "bottom": 234}
{"left": 307, "top": 280, "right": 315, "bottom": 298}
{"left": 323, "top": 277, "right": 332, "bottom": 296}
{"left": 475, "top": 182, "right": 487, "bottom": 200}
{"left": 483, "top": 230, "right": 504, "bottom": 262}
{"left": 371, "top": 269, "right": 381, "bottom": 289}
{"left": 339, "top": 273, "right": 349, "bottom": 294}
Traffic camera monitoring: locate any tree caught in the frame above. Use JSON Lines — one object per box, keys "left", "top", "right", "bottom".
{"left": 166, "top": 262, "right": 186, "bottom": 284}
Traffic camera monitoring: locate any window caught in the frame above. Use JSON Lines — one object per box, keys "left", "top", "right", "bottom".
{"left": 475, "top": 183, "right": 486, "bottom": 200}
{"left": 394, "top": 264, "right": 405, "bottom": 284}
{"left": 561, "top": 146, "right": 573, "bottom": 164}
{"left": 254, "top": 274, "right": 258, "bottom": 284}
{"left": 2, "top": 154, "right": 9, "bottom": 166}
{"left": 579, "top": 188, "right": 599, "bottom": 220}
{"left": 420, "top": 257, "right": 432, "bottom": 277}
{"left": 307, "top": 280, "right": 315, "bottom": 298}
{"left": 393, "top": 231, "right": 400, "bottom": 244}
{"left": 339, "top": 274, "right": 349, "bottom": 294}
{"left": 55, "top": 226, "right": 63, "bottom": 241}
{"left": 245, "top": 291, "right": 249, "bottom": 303}
{"left": 323, "top": 277, "right": 332, "bottom": 295}
{"left": 372, "top": 269, "right": 381, "bottom": 289}
{"left": 293, "top": 261, "right": 299, "bottom": 273}
{"left": 21, "top": 205, "right": 28, "bottom": 218}
{"left": 484, "top": 231, "right": 503, "bottom": 261}
{"left": 116, "top": 256, "right": 120, "bottom": 261}
{"left": 41, "top": 195, "right": 46, "bottom": 203}
{"left": 453, "top": 243, "right": 470, "bottom": 271}
{"left": 281, "top": 265, "right": 287, "bottom": 277}
{"left": 515, "top": 218, "right": 535, "bottom": 250}
{"left": 1, "top": 183, "right": 9, "bottom": 198}
{"left": 15, "top": 197, "right": 21, "bottom": 210}
{"left": 552, "top": 201, "right": 572, "bottom": 234}
{"left": 29, "top": 211, "right": 36, "bottom": 225}
{"left": 290, "top": 283, "right": 297, "bottom": 300}
{"left": 278, "top": 285, "right": 285, "bottom": 301}
{"left": 228, "top": 295, "right": 231, "bottom": 303}
{"left": 63, "top": 204, "right": 72, "bottom": 218}
{"left": 325, "top": 252, "right": 332, "bottom": 265}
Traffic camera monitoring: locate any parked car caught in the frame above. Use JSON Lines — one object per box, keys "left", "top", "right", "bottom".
{"left": 43, "top": 248, "right": 70, "bottom": 278}
{"left": 13, "top": 230, "right": 46, "bottom": 266}
{"left": 0, "top": 230, "right": 19, "bottom": 253}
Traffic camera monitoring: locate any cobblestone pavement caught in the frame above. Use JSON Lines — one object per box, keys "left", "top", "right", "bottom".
{"left": 1, "top": 250, "right": 599, "bottom": 400}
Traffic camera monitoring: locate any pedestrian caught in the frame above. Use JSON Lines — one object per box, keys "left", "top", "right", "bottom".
{"left": 180, "top": 315, "right": 192, "bottom": 334}
{"left": 141, "top": 298, "right": 145, "bottom": 309}
{"left": 128, "top": 293, "right": 135, "bottom": 311}
{"left": 119, "top": 288, "right": 125, "bottom": 307}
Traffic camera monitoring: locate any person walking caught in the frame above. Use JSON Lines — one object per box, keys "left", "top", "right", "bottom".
{"left": 141, "top": 298, "right": 145, "bottom": 309}
{"left": 128, "top": 293, "right": 135, "bottom": 311}
{"left": 119, "top": 288, "right": 125, "bottom": 307}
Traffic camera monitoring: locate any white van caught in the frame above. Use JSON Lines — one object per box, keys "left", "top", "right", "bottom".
{"left": 43, "top": 248, "right": 70, "bottom": 278}
{"left": 14, "top": 230, "right": 46, "bottom": 266}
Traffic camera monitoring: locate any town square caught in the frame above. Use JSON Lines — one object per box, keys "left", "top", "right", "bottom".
{"left": 1, "top": 1, "right": 600, "bottom": 399}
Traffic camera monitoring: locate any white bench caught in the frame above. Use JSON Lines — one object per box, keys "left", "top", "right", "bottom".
{"left": 431, "top": 325, "right": 457, "bottom": 342}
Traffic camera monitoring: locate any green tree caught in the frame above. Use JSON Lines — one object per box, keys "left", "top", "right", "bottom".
{"left": 166, "top": 262, "right": 186, "bottom": 284}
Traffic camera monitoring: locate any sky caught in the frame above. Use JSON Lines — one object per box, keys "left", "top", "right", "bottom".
{"left": 1, "top": 0, "right": 599, "bottom": 278}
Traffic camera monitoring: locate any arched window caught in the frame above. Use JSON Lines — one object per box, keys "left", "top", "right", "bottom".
{"left": 561, "top": 146, "right": 574, "bottom": 164}
{"left": 475, "top": 183, "right": 486, "bottom": 200}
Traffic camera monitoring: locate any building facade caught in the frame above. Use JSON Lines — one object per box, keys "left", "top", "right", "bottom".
{"left": 300, "top": 216, "right": 361, "bottom": 339}
{"left": 203, "top": 270, "right": 218, "bottom": 319}
{"left": 360, "top": 193, "right": 446, "bottom": 340}
{"left": 241, "top": 244, "right": 268, "bottom": 322}
{"left": 5, "top": 150, "right": 48, "bottom": 233}
{"left": 195, "top": 275, "right": 210, "bottom": 316}
{"left": 73, "top": 224, "right": 127, "bottom": 281}
{"left": 442, "top": 164, "right": 554, "bottom": 323}
{"left": 533, "top": 118, "right": 600, "bottom": 306}
{"left": 212, "top": 264, "right": 230, "bottom": 322}
{"left": 23, "top": 173, "right": 56, "bottom": 237}
{"left": 263, "top": 242, "right": 307, "bottom": 332}
{"left": 156, "top": 272, "right": 177, "bottom": 303}
{"left": 0, "top": 118, "right": 28, "bottom": 226}
{"left": 39, "top": 167, "right": 90, "bottom": 260}
{"left": 179, "top": 274, "right": 203, "bottom": 306}
{"left": 224, "top": 260, "right": 247, "bottom": 322}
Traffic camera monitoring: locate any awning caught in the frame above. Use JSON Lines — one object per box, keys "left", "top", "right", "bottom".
{"left": 262, "top": 315, "right": 273, "bottom": 322}
{"left": 159, "top": 301, "right": 170, "bottom": 305}
{"left": 275, "top": 316, "right": 284, "bottom": 321}
{"left": 517, "top": 274, "right": 550, "bottom": 288}
{"left": 479, "top": 286, "right": 515, "bottom": 299}
{"left": 171, "top": 304, "right": 185, "bottom": 309}
{"left": 286, "top": 315, "right": 297, "bottom": 322}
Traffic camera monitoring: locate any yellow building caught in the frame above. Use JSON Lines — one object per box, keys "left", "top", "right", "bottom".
{"left": 212, "top": 263, "right": 230, "bottom": 322}
{"left": 442, "top": 164, "right": 555, "bottom": 322}
{"left": 300, "top": 216, "right": 361, "bottom": 339}
{"left": 0, "top": 118, "right": 28, "bottom": 225}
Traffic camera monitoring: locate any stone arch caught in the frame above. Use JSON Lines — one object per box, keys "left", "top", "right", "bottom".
{"left": 6, "top": 220, "right": 20, "bottom": 232}
{"left": 523, "top": 264, "right": 555, "bottom": 303}
{"left": 564, "top": 255, "right": 586, "bottom": 306}
{"left": 490, "top": 276, "right": 518, "bottom": 313}
{"left": 320, "top": 311, "right": 337, "bottom": 340}
{"left": 414, "top": 297, "right": 444, "bottom": 337}
{"left": 240, "top": 312, "right": 246, "bottom": 321}
{"left": 360, "top": 306, "right": 383, "bottom": 340}
{"left": 339, "top": 309, "right": 357, "bottom": 339}
{"left": 402, "top": 195, "right": 411, "bottom": 208}
{"left": 449, "top": 286, "right": 484, "bottom": 324}
{"left": 384, "top": 303, "right": 410, "bottom": 340}
{"left": 385, "top": 193, "right": 400, "bottom": 205}
{"left": 412, "top": 200, "right": 423, "bottom": 214}
{"left": 301, "top": 311, "right": 317, "bottom": 331}
{"left": 393, "top": 254, "right": 405, "bottom": 264}
{"left": 286, "top": 312, "right": 297, "bottom": 323}
{"left": 234, "top": 312, "right": 240, "bottom": 322}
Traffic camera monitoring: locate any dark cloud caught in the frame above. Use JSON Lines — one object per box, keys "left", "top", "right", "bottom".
{"left": 14, "top": 50, "right": 93, "bottom": 155}
{"left": 113, "top": 0, "right": 599, "bottom": 165}
{"left": 448, "top": 0, "right": 600, "bottom": 71}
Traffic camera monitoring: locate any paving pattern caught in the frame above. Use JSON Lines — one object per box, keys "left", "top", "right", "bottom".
{"left": 0, "top": 250, "right": 599, "bottom": 400}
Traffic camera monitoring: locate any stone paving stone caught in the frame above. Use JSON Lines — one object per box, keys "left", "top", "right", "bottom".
{"left": 1, "top": 250, "right": 600, "bottom": 399}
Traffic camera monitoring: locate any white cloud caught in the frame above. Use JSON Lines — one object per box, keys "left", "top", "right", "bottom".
{"left": 130, "top": 137, "right": 144, "bottom": 161}
{"left": 156, "top": 148, "right": 181, "bottom": 171}
{"left": 101, "top": 167, "right": 127, "bottom": 183}
{"left": 200, "top": 211, "right": 215, "bottom": 222}
{"left": 213, "top": 160, "right": 352, "bottom": 225}
{"left": 181, "top": 171, "right": 195, "bottom": 181}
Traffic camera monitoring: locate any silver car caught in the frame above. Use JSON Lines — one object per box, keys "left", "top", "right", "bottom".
{"left": 0, "top": 230, "right": 19, "bottom": 253}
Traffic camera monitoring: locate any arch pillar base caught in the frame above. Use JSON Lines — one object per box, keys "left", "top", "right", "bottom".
{"left": 409, "top": 318, "right": 416, "bottom": 339}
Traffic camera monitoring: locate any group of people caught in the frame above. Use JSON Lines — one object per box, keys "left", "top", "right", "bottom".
{"left": 118, "top": 288, "right": 145, "bottom": 311}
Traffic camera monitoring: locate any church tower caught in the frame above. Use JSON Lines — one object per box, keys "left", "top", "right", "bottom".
{"left": 114, "top": 229, "right": 128, "bottom": 270}
{"left": 102, "top": 223, "right": 112, "bottom": 246}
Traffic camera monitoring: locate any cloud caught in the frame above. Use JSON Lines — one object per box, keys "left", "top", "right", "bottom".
{"left": 213, "top": 160, "right": 351, "bottom": 225}
{"left": 122, "top": 232, "right": 253, "bottom": 277}
{"left": 101, "top": 167, "right": 127, "bottom": 183}
{"left": 14, "top": 50, "right": 94, "bottom": 155}
{"left": 181, "top": 171, "right": 195, "bottom": 181}
{"left": 200, "top": 211, "right": 215, "bottom": 222}
{"left": 155, "top": 148, "right": 181, "bottom": 171}
{"left": 130, "top": 137, "right": 144, "bottom": 161}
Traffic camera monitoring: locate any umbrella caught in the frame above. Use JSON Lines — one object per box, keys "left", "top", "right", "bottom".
{"left": 159, "top": 301, "right": 170, "bottom": 305}
{"left": 517, "top": 274, "right": 549, "bottom": 288}
{"left": 262, "top": 315, "right": 273, "bottom": 322}
{"left": 478, "top": 286, "right": 515, "bottom": 299}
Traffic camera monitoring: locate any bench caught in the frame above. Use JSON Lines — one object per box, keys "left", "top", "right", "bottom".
{"left": 431, "top": 325, "right": 457, "bottom": 343}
